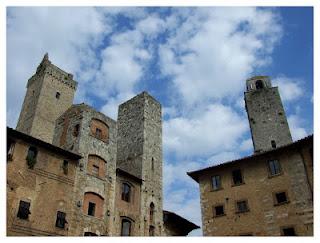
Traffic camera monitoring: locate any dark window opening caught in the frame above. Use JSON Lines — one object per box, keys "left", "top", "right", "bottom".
{"left": 17, "top": 200, "right": 31, "bottom": 220}
{"left": 88, "top": 202, "right": 96, "bottom": 216}
{"left": 212, "top": 175, "right": 221, "bottom": 190}
{"left": 282, "top": 227, "right": 296, "bottom": 236}
{"left": 27, "top": 146, "right": 37, "bottom": 160}
{"left": 149, "top": 225, "right": 155, "bottom": 236}
{"left": 55, "top": 211, "right": 67, "bottom": 229}
{"left": 271, "top": 140, "right": 277, "bottom": 148}
{"left": 151, "top": 158, "right": 154, "bottom": 171}
{"left": 73, "top": 124, "right": 80, "bottom": 137}
{"left": 268, "top": 160, "right": 281, "bottom": 176}
{"left": 95, "top": 128, "right": 102, "bottom": 139}
{"left": 150, "top": 202, "right": 155, "bottom": 223}
{"left": 56, "top": 92, "right": 61, "bottom": 99}
{"left": 236, "top": 200, "right": 249, "bottom": 213}
{"left": 84, "top": 232, "right": 98, "bottom": 236}
{"left": 232, "top": 169, "right": 243, "bottom": 185}
{"left": 62, "top": 160, "right": 68, "bottom": 175}
{"left": 214, "top": 205, "right": 225, "bottom": 216}
{"left": 255, "top": 80, "right": 263, "bottom": 90}
{"left": 121, "top": 219, "right": 131, "bottom": 236}
{"left": 275, "top": 192, "right": 288, "bottom": 204}
{"left": 121, "top": 183, "right": 131, "bottom": 202}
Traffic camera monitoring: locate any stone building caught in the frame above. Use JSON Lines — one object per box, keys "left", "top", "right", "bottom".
{"left": 7, "top": 54, "right": 199, "bottom": 236}
{"left": 188, "top": 76, "right": 313, "bottom": 236}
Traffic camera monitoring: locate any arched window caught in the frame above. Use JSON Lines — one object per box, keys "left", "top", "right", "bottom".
{"left": 83, "top": 192, "right": 104, "bottom": 218}
{"left": 87, "top": 155, "right": 106, "bottom": 178}
{"left": 121, "top": 219, "right": 132, "bottom": 236}
{"left": 149, "top": 225, "right": 155, "bottom": 236}
{"left": 90, "top": 119, "right": 109, "bottom": 142}
{"left": 26, "top": 146, "right": 38, "bottom": 169}
{"left": 255, "top": 80, "right": 264, "bottom": 90}
{"left": 121, "top": 183, "right": 131, "bottom": 202}
{"left": 150, "top": 202, "right": 155, "bottom": 223}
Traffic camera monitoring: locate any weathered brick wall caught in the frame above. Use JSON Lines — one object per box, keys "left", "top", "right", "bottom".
{"left": 7, "top": 138, "right": 77, "bottom": 236}
{"left": 245, "top": 76, "right": 292, "bottom": 153}
{"left": 199, "top": 146, "right": 313, "bottom": 236}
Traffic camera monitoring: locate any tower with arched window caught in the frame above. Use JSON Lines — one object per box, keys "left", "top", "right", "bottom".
{"left": 244, "top": 76, "right": 293, "bottom": 153}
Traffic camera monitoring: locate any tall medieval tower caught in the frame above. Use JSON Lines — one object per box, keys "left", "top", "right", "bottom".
{"left": 116, "top": 92, "right": 164, "bottom": 236}
{"left": 244, "top": 76, "right": 292, "bottom": 153}
{"left": 16, "top": 53, "right": 77, "bottom": 143}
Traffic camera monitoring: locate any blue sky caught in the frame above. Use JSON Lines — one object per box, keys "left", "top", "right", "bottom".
{"left": 6, "top": 7, "right": 313, "bottom": 236}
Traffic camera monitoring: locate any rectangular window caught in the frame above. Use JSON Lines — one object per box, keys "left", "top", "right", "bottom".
{"left": 55, "top": 211, "right": 67, "bottom": 229}
{"left": 88, "top": 202, "right": 96, "bottom": 216}
{"left": 62, "top": 160, "right": 68, "bottom": 175}
{"left": 7, "top": 140, "right": 15, "bottom": 161}
{"left": 211, "top": 175, "right": 221, "bottom": 190}
{"left": 92, "top": 165, "right": 99, "bottom": 177}
{"left": 214, "top": 205, "right": 225, "bottom": 217}
{"left": 95, "top": 128, "right": 102, "bottom": 139}
{"left": 236, "top": 200, "right": 249, "bottom": 213}
{"left": 268, "top": 160, "right": 281, "bottom": 176}
{"left": 275, "top": 192, "right": 288, "bottom": 205}
{"left": 122, "top": 183, "right": 131, "bottom": 202}
{"left": 17, "top": 200, "right": 30, "bottom": 220}
{"left": 232, "top": 169, "right": 243, "bottom": 185}
{"left": 282, "top": 227, "right": 296, "bottom": 236}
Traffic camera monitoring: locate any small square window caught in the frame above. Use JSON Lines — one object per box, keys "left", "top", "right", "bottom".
{"left": 232, "top": 169, "right": 243, "bottom": 185}
{"left": 268, "top": 160, "right": 281, "bottom": 176}
{"left": 214, "top": 205, "right": 225, "bottom": 217}
{"left": 211, "top": 175, "right": 221, "bottom": 190}
{"left": 92, "top": 165, "right": 99, "bottom": 177}
{"left": 56, "top": 92, "right": 61, "bottom": 99}
{"left": 236, "top": 200, "right": 249, "bottom": 213}
{"left": 55, "top": 211, "right": 67, "bottom": 229}
{"left": 282, "top": 227, "right": 296, "bottom": 236}
{"left": 17, "top": 200, "right": 31, "bottom": 220}
{"left": 275, "top": 192, "right": 288, "bottom": 204}
{"left": 271, "top": 140, "right": 277, "bottom": 148}
{"left": 88, "top": 202, "right": 96, "bottom": 216}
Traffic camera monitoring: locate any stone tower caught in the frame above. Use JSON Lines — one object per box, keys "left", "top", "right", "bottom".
{"left": 16, "top": 53, "right": 77, "bottom": 143}
{"left": 244, "top": 76, "right": 292, "bottom": 153}
{"left": 116, "top": 92, "right": 164, "bottom": 235}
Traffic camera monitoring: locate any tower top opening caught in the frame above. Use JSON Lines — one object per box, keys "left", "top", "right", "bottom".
{"left": 246, "top": 76, "right": 272, "bottom": 92}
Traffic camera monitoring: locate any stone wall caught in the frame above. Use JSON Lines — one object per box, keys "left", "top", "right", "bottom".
{"left": 245, "top": 77, "right": 292, "bottom": 153}
{"left": 16, "top": 54, "right": 77, "bottom": 144}
{"left": 52, "top": 104, "right": 117, "bottom": 236}
{"left": 198, "top": 144, "right": 313, "bottom": 236}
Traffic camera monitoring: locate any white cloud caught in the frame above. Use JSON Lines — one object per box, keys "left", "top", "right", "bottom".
{"left": 159, "top": 7, "right": 282, "bottom": 106}
{"left": 137, "top": 15, "right": 166, "bottom": 36}
{"left": 273, "top": 76, "right": 303, "bottom": 102}
{"left": 163, "top": 103, "right": 248, "bottom": 158}
{"left": 288, "top": 115, "right": 308, "bottom": 141}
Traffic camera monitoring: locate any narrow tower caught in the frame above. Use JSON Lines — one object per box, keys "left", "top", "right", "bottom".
{"left": 244, "top": 76, "right": 292, "bottom": 153}
{"left": 116, "top": 92, "right": 163, "bottom": 236}
{"left": 16, "top": 53, "right": 77, "bottom": 143}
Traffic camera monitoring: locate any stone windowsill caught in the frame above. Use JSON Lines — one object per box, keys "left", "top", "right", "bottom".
{"left": 274, "top": 201, "right": 290, "bottom": 207}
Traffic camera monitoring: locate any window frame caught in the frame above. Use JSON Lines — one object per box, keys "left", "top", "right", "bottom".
{"left": 213, "top": 204, "right": 225, "bottom": 218}
{"left": 231, "top": 169, "right": 244, "bottom": 186}
{"left": 281, "top": 226, "right": 296, "bottom": 236}
{"left": 274, "top": 191, "right": 289, "bottom": 206}
{"left": 235, "top": 200, "right": 250, "bottom": 214}
{"left": 88, "top": 202, "right": 96, "bottom": 216}
{"left": 17, "top": 200, "right": 31, "bottom": 220}
{"left": 211, "top": 175, "right": 222, "bottom": 191}
{"left": 267, "top": 159, "right": 282, "bottom": 177}
{"left": 121, "top": 183, "right": 131, "bottom": 202}
{"left": 55, "top": 211, "right": 67, "bottom": 229}
{"left": 121, "top": 218, "right": 132, "bottom": 236}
